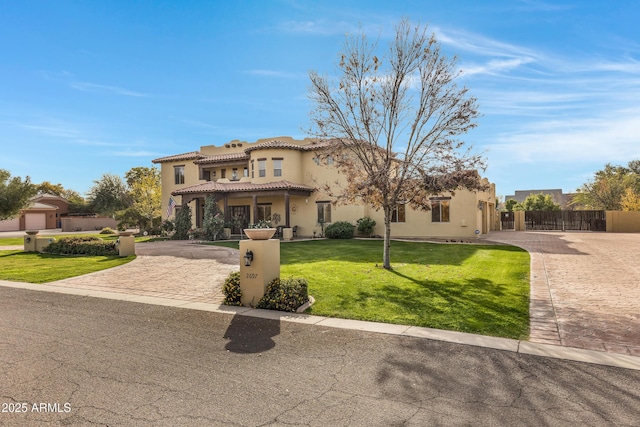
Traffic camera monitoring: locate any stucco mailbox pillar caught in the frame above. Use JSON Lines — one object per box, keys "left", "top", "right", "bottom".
{"left": 117, "top": 232, "right": 136, "bottom": 256}
{"left": 239, "top": 234, "right": 280, "bottom": 307}
{"left": 24, "top": 231, "right": 39, "bottom": 252}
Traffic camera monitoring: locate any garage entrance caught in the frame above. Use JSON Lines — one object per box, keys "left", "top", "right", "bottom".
{"left": 25, "top": 213, "right": 47, "bottom": 230}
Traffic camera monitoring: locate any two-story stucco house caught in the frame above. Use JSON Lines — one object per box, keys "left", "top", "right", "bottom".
{"left": 152, "top": 136, "right": 497, "bottom": 239}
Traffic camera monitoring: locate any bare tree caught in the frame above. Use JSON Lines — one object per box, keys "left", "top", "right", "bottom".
{"left": 308, "top": 19, "right": 486, "bottom": 269}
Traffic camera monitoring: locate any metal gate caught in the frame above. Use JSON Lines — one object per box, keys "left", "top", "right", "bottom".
{"left": 524, "top": 210, "right": 606, "bottom": 231}
{"left": 500, "top": 212, "right": 515, "bottom": 230}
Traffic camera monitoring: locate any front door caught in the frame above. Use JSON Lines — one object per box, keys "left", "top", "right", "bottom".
{"left": 229, "top": 205, "right": 250, "bottom": 234}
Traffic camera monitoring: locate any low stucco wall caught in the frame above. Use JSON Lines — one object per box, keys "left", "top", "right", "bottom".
{"left": 61, "top": 217, "right": 117, "bottom": 232}
{"left": 606, "top": 211, "right": 640, "bottom": 233}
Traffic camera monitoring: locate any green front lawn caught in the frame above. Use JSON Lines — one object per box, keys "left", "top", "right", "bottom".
{"left": 213, "top": 239, "right": 530, "bottom": 339}
{"left": 0, "top": 250, "right": 135, "bottom": 283}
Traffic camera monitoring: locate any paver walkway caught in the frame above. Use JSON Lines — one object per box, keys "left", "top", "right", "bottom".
{"left": 482, "top": 231, "right": 640, "bottom": 357}
{"left": 49, "top": 241, "right": 239, "bottom": 303}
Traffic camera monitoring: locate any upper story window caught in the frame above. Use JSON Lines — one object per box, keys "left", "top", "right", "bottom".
{"left": 251, "top": 161, "right": 254, "bottom": 178}
{"left": 391, "top": 204, "right": 406, "bottom": 222}
{"left": 203, "top": 170, "right": 211, "bottom": 181}
{"left": 431, "top": 198, "right": 450, "bottom": 223}
{"left": 317, "top": 201, "right": 331, "bottom": 224}
{"left": 232, "top": 168, "right": 238, "bottom": 181}
{"left": 258, "top": 159, "right": 266, "bottom": 177}
{"left": 243, "top": 167, "right": 249, "bottom": 177}
{"left": 221, "top": 168, "right": 226, "bottom": 179}
{"left": 174, "top": 165, "right": 185, "bottom": 185}
{"left": 273, "top": 158, "right": 282, "bottom": 177}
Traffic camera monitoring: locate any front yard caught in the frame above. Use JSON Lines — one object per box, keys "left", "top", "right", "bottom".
{"left": 215, "top": 239, "right": 530, "bottom": 339}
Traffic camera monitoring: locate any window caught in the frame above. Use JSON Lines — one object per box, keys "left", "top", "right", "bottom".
{"left": 251, "top": 161, "right": 254, "bottom": 178}
{"left": 243, "top": 167, "right": 249, "bottom": 177}
{"left": 273, "top": 159, "right": 282, "bottom": 177}
{"left": 431, "top": 198, "right": 450, "bottom": 223}
{"left": 257, "top": 204, "right": 271, "bottom": 222}
{"left": 326, "top": 156, "right": 334, "bottom": 165}
{"left": 174, "top": 166, "right": 185, "bottom": 185}
{"left": 258, "top": 159, "right": 266, "bottom": 177}
{"left": 203, "top": 170, "right": 211, "bottom": 181}
{"left": 317, "top": 201, "right": 331, "bottom": 223}
{"left": 221, "top": 168, "right": 226, "bottom": 179}
{"left": 391, "top": 204, "right": 406, "bottom": 222}
{"left": 312, "top": 157, "right": 320, "bottom": 165}
{"left": 232, "top": 168, "right": 238, "bottom": 180}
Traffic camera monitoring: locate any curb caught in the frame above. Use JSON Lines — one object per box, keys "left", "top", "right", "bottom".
{"left": 1, "top": 280, "right": 639, "bottom": 371}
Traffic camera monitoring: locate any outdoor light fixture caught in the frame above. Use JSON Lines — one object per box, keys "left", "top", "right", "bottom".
{"left": 243, "top": 250, "right": 254, "bottom": 266}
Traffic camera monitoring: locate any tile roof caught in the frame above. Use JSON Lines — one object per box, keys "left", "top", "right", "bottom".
{"left": 152, "top": 151, "right": 204, "bottom": 163}
{"left": 244, "top": 138, "right": 334, "bottom": 153}
{"left": 194, "top": 152, "right": 250, "bottom": 165}
{"left": 172, "top": 180, "right": 315, "bottom": 196}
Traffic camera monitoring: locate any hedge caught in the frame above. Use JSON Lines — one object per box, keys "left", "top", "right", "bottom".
{"left": 43, "top": 236, "right": 118, "bottom": 256}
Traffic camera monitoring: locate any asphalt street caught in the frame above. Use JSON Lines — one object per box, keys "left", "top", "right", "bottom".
{"left": 1, "top": 286, "right": 639, "bottom": 426}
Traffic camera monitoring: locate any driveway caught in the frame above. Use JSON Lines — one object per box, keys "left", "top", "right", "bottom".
{"left": 483, "top": 231, "right": 640, "bottom": 357}
{"left": 50, "top": 241, "right": 239, "bottom": 304}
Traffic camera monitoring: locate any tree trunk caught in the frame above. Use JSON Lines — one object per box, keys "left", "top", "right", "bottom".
{"left": 383, "top": 209, "right": 392, "bottom": 269}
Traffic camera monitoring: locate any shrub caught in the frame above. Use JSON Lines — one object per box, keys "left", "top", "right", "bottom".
{"left": 257, "top": 277, "right": 309, "bottom": 312}
{"left": 222, "top": 271, "right": 242, "bottom": 306}
{"left": 160, "top": 219, "right": 175, "bottom": 236}
{"left": 188, "top": 228, "right": 208, "bottom": 240}
{"left": 356, "top": 217, "right": 376, "bottom": 237}
{"left": 172, "top": 205, "right": 192, "bottom": 240}
{"left": 43, "top": 236, "right": 118, "bottom": 256}
{"left": 324, "top": 221, "right": 354, "bottom": 239}
{"left": 99, "top": 227, "right": 116, "bottom": 234}
{"left": 203, "top": 195, "right": 225, "bottom": 240}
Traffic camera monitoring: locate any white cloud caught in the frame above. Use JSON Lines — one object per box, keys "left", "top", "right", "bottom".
{"left": 486, "top": 112, "right": 640, "bottom": 165}
{"left": 19, "top": 124, "right": 81, "bottom": 138}
{"left": 514, "top": 0, "right": 576, "bottom": 12}
{"left": 106, "top": 149, "right": 160, "bottom": 157}
{"left": 244, "top": 69, "right": 301, "bottom": 79}
{"left": 69, "top": 82, "right": 148, "bottom": 97}
{"left": 461, "top": 57, "right": 536, "bottom": 77}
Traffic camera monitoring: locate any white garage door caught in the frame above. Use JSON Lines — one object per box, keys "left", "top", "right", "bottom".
{"left": 25, "top": 213, "right": 46, "bottom": 230}
{"left": 0, "top": 217, "right": 20, "bottom": 231}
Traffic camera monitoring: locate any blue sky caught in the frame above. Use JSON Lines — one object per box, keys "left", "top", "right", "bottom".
{"left": 2, "top": 0, "right": 639, "bottom": 200}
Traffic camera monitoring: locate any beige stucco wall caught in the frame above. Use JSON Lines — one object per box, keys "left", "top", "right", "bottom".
{"left": 249, "top": 148, "right": 303, "bottom": 184}
{"left": 61, "top": 217, "right": 117, "bottom": 232}
{"left": 606, "top": 211, "right": 640, "bottom": 232}
{"left": 364, "top": 186, "right": 496, "bottom": 239}
{"left": 159, "top": 160, "right": 203, "bottom": 221}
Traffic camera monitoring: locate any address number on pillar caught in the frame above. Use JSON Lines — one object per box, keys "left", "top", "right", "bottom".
{"left": 246, "top": 273, "right": 258, "bottom": 279}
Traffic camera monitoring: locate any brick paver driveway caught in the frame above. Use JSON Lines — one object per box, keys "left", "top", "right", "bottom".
{"left": 483, "top": 231, "right": 640, "bottom": 356}
{"left": 50, "top": 241, "right": 239, "bottom": 304}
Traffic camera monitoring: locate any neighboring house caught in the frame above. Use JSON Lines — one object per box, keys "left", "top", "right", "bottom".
{"left": 505, "top": 189, "right": 576, "bottom": 209}
{"left": 152, "top": 136, "right": 497, "bottom": 239}
{"left": 0, "top": 194, "right": 69, "bottom": 231}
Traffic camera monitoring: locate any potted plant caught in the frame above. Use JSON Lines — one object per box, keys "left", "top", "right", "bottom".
{"left": 244, "top": 219, "right": 277, "bottom": 240}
